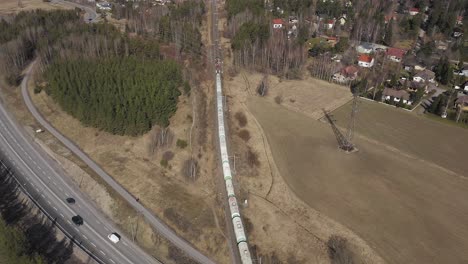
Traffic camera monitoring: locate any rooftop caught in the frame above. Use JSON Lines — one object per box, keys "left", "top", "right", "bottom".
{"left": 358, "top": 54, "right": 373, "bottom": 63}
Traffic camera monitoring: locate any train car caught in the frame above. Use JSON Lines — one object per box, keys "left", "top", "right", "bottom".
{"left": 238, "top": 242, "right": 253, "bottom": 264}
{"left": 222, "top": 161, "right": 232, "bottom": 180}
{"left": 232, "top": 216, "right": 247, "bottom": 243}
{"left": 225, "top": 179, "right": 235, "bottom": 197}
{"left": 228, "top": 196, "right": 240, "bottom": 218}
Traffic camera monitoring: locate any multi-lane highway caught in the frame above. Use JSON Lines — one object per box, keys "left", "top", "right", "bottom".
{"left": 0, "top": 90, "right": 159, "bottom": 263}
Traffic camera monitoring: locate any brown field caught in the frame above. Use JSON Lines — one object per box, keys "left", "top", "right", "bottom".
{"left": 0, "top": 0, "right": 72, "bottom": 15}
{"left": 248, "top": 97, "right": 468, "bottom": 264}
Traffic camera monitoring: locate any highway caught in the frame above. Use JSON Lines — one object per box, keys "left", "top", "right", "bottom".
{"left": 0, "top": 87, "right": 159, "bottom": 264}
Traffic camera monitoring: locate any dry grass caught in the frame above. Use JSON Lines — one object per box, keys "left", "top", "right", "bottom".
{"left": 0, "top": 0, "right": 72, "bottom": 15}
{"left": 248, "top": 97, "right": 468, "bottom": 264}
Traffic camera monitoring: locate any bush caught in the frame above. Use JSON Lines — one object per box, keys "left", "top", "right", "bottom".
{"left": 162, "top": 151, "right": 174, "bottom": 161}
{"left": 160, "top": 159, "right": 168, "bottom": 168}
{"left": 274, "top": 95, "right": 283, "bottom": 104}
{"left": 234, "top": 112, "right": 247, "bottom": 127}
{"left": 33, "top": 86, "right": 42, "bottom": 94}
{"left": 238, "top": 129, "right": 250, "bottom": 142}
{"left": 327, "top": 235, "right": 355, "bottom": 264}
{"left": 176, "top": 139, "right": 188, "bottom": 149}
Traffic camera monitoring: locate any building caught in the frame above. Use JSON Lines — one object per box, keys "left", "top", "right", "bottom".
{"left": 333, "top": 65, "right": 359, "bottom": 83}
{"left": 382, "top": 88, "right": 412, "bottom": 105}
{"left": 96, "top": 1, "right": 112, "bottom": 10}
{"left": 324, "top": 19, "right": 335, "bottom": 29}
{"left": 457, "top": 16, "right": 463, "bottom": 25}
{"left": 386, "top": 48, "right": 405, "bottom": 62}
{"left": 409, "top": 8, "right": 419, "bottom": 16}
{"left": 358, "top": 54, "right": 374, "bottom": 68}
{"left": 272, "top": 18, "right": 284, "bottom": 29}
{"left": 356, "top": 42, "right": 373, "bottom": 54}
{"left": 455, "top": 96, "right": 468, "bottom": 111}
{"left": 413, "top": 69, "right": 435, "bottom": 83}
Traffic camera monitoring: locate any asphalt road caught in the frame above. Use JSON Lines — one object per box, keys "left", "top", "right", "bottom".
{"left": 0, "top": 91, "right": 159, "bottom": 264}
{"left": 22, "top": 65, "right": 215, "bottom": 263}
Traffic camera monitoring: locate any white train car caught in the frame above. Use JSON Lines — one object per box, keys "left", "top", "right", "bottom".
{"left": 232, "top": 216, "right": 247, "bottom": 243}
{"left": 228, "top": 196, "right": 240, "bottom": 218}
{"left": 225, "top": 179, "right": 235, "bottom": 197}
{"left": 238, "top": 242, "right": 253, "bottom": 264}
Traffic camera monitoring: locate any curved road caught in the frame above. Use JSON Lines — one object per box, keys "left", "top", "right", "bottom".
{"left": 22, "top": 64, "right": 215, "bottom": 263}
{"left": 0, "top": 86, "right": 158, "bottom": 264}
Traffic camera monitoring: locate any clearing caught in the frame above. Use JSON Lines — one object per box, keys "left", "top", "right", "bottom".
{"left": 248, "top": 96, "right": 468, "bottom": 264}
{"left": 0, "top": 0, "right": 72, "bottom": 15}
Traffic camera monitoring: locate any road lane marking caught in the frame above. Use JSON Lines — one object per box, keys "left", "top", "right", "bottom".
{"left": 123, "top": 242, "right": 128, "bottom": 246}
{"left": 53, "top": 182, "right": 57, "bottom": 186}
{"left": 47, "top": 176, "right": 51, "bottom": 180}
{"left": 65, "top": 193, "right": 70, "bottom": 197}
{"left": 60, "top": 214, "right": 64, "bottom": 218}
{"left": 91, "top": 242, "right": 96, "bottom": 247}
{"left": 109, "top": 259, "right": 115, "bottom": 264}
{"left": 67, "top": 220, "right": 72, "bottom": 225}
{"left": 104, "top": 227, "right": 110, "bottom": 231}
{"left": 99, "top": 250, "right": 106, "bottom": 256}
{"left": 82, "top": 235, "right": 88, "bottom": 240}
{"left": 40, "top": 194, "right": 45, "bottom": 198}
{"left": 74, "top": 227, "right": 79, "bottom": 232}
{"left": 47, "top": 201, "right": 51, "bottom": 205}
{"left": 53, "top": 207, "right": 57, "bottom": 211}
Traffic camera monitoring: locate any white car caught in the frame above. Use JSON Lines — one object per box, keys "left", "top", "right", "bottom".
{"left": 108, "top": 233, "right": 120, "bottom": 243}
{"left": 35, "top": 128, "right": 44, "bottom": 133}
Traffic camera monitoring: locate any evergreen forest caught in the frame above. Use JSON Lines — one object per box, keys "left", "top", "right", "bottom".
{"left": 45, "top": 57, "right": 183, "bottom": 136}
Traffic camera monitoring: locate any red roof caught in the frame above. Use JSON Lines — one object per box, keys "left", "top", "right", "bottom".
{"left": 409, "top": 8, "right": 419, "bottom": 12}
{"left": 326, "top": 20, "right": 334, "bottom": 25}
{"left": 386, "top": 48, "right": 406, "bottom": 59}
{"left": 342, "top": 65, "right": 358, "bottom": 76}
{"left": 272, "top": 18, "right": 284, "bottom": 25}
{"left": 457, "top": 16, "right": 463, "bottom": 21}
{"left": 358, "top": 54, "right": 373, "bottom": 63}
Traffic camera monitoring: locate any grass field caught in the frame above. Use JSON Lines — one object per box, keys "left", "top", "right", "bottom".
{"left": 248, "top": 97, "right": 468, "bottom": 264}
{"left": 0, "top": 0, "right": 72, "bottom": 15}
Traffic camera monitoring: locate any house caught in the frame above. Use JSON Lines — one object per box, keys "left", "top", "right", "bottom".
{"left": 453, "top": 28, "right": 464, "bottom": 38}
{"left": 455, "top": 96, "right": 468, "bottom": 111}
{"left": 386, "top": 48, "right": 405, "bottom": 62}
{"left": 383, "top": 88, "right": 412, "bottom": 105}
{"left": 326, "top": 36, "right": 338, "bottom": 47}
{"left": 333, "top": 65, "right": 359, "bottom": 83}
{"left": 272, "top": 18, "right": 284, "bottom": 29}
{"left": 324, "top": 19, "right": 335, "bottom": 29}
{"left": 413, "top": 69, "right": 435, "bottom": 83}
{"left": 463, "top": 81, "right": 468, "bottom": 92}
{"left": 384, "top": 15, "right": 396, "bottom": 24}
{"left": 96, "top": 1, "right": 112, "bottom": 10}
{"left": 454, "top": 66, "right": 468, "bottom": 77}
{"left": 457, "top": 16, "right": 463, "bottom": 25}
{"left": 409, "top": 8, "right": 419, "bottom": 16}
{"left": 289, "top": 16, "right": 298, "bottom": 24}
{"left": 338, "top": 14, "right": 347, "bottom": 25}
{"left": 358, "top": 54, "right": 374, "bottom": 68}
{"left": 356, "top": 42, "right": 373, "bottom": 54}
{"left": 435, "top": 40, "right": 448, "bottom": 50}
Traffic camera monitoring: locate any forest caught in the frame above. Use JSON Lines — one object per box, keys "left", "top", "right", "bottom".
{"left": 0, "top": 9, "right": 187, "bottom": 136}
{"left": 45, "top": 57, "right": 183, "bottom": 136}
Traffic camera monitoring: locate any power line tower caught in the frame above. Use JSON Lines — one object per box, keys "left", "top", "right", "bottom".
{"left": 323, "top": 93, "right": 360, "bottom": 153}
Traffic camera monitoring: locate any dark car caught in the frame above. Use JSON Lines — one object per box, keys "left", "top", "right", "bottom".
{"left": 72, "top": 215, "right": 83, "bottom": 226}
{"left": 66, "top": 198, "right": 75, "bottom": 204}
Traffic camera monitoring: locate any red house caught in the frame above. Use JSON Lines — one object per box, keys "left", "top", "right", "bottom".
{"left": 272, "top": 18, "right": 284, "bottom": 29}
{"left": 386, "top": 48, "right": 406, "bottom": 62}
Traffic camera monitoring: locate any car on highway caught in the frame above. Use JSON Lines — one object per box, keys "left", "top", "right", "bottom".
{"left": 72, "top": 215, "right": 83, "bottom": 225}
{"left": 108, "top": 233, "right": 121, "bottom": 243}
{"left": 66, "top": 197, "right": 75, "bottom": 204}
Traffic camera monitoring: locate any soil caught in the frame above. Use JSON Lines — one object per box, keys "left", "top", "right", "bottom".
{"left": 248, "top": 97, "right": 468, "bottom": 264}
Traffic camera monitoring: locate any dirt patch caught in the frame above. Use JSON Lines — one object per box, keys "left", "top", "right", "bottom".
{"left": 248, "top": 97, "right": 468, "bottom": 264}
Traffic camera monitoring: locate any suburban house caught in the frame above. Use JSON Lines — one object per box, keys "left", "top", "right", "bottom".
{"left": 333, "top": 65, "right": 359, "bottom": 83}
{"left": 338, "top": 14, "right": 347, "bottom": 25}
{"left": 457, "top": 16, "right": 463, "bottom": 25}
{"left": 386, "top": 48, "right": 406, "bottom": 62}
{"left": 324, "top": 19, "right": 335, "bottom": 29}
{"left": 96, "top": 1, "right": 112, "bottom": 10}
{"left": 455, "top": 96, "right": 468, "bottom": 111}
{"left": 326, "top": 36, "right": 338, "bottom": 47}
{"left": 454, "top": 66, "right": 468, "bottom": 77}
{"left": 409, "top": 8, "right": 420, "bottom": 16}
{"left": 463, "top": 81, "right": 468, "bottom": 92}
{"left": 358, "top": 54, "right": 374, "bottom": 68}
{"left": 382, "top": 88, "right": 412, "bottom": 105}
{"left": 289, "top": 16, "right": 298, "bottom": 24}
{"left": 413, "top": 69, "right": 435, "bottom": 83}
{"left": 272, "top": 18, "right": 284, "bottom": 29}
{"left": 384, "top": 15, "right": 396, "bottom": 24}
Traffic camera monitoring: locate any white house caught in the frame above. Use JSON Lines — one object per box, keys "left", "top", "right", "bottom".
{"left": 272, "top": 18, "right": 284, "bottom": 29}
{"left": 358, "top": 54, "right": 374, "bottom": 68}
{"left": 409, "top": 8, "right": 419, "bottom": 16}
{"left": 96, "top": 1, "right": 111, "bottom": 10}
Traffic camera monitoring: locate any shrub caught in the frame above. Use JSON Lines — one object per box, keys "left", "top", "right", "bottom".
{"left": 176, "top": 139, "right": 188, "bottom": 149}
{"left": 234, "top": 112, "right": 247, "bottom": 127}
{"left": 274, "top": 95, "right": 283, "bottom": 104}
{"left": 238, "top": 129, "right": 250, "bottom": 142}
{"left": 160, "top": 159, "right": 168, "bottom": 168}
{"left": 33, "top": 86, "right": 42, "bottom": 94}
{"left": 327, "top": 235, "right": 355, "bottom": 264}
